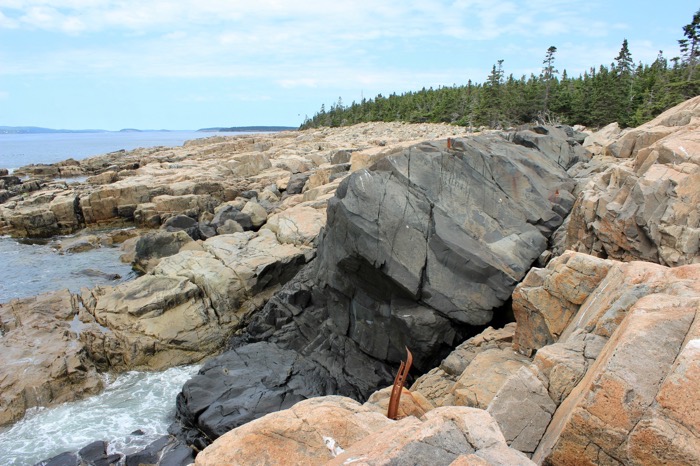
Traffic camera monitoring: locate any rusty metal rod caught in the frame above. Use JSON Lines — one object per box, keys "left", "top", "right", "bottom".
{"left": 387, "top": 347, "right": 413, "bottom": 420}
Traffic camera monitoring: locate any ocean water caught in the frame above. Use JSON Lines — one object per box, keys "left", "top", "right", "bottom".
{"left": 0, "top": 235, "right": 137, "bottom": 303}
{"left": 0, "top": 133, "right": 212, "bottom": 464}
{"left": 0, "top": 130, "right": 214, "bottom": 170}
{"left": 0, "top": 364, "right": 200, "bottom": 466}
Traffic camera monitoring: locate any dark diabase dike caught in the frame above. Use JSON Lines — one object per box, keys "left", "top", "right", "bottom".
{"left": 171, "top": 125, "right": 587, "bottom": 451}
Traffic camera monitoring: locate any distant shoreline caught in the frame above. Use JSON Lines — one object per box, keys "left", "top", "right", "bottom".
{"left": 0, "top": 125, "right": 298, "bottom": 135}
{"left": 197, "top": 126, "right": 298, "bottom": 132}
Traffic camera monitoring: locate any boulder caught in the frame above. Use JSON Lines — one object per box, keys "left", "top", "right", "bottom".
{"left": 316, "top": 131, "right": 576, "bottom": 367}
{"left": 330, "top": 406, "right": 535, "bottom": 466}
{"left": 491, "top": 255, "right": 700, "bottom": 464}
{"left": 241, "top": 200, "right": 268, "bottom": 228}
{"left": 286, "top": 172, "right": 310, "bottom": 194}
{"left": 364, "top": 386, "right": 435, "bottom": 419}
{"left": 582, "top": 122, "right": 623, "bottom": 156}
{"left": 486, "top": 366, "right": 556, "bottom": 455}
{"left": 512, "top": 251, "right": 614, "bottom": 355}
{"left": 263, "top": 204, "right": 326, "bottom": 246}
{"left": 195, "top": 397, "right": 533, "bottom": 466}
{"left": 124, "top": 435, "right": 195, "bottom": 466}
{"left": 173, "top": 128, "right": 582, "bottom": 449}
{"left": 1, "top": 189, "right": 83, "bottom": 237}
{"left": 216, "top": 219, "right": 243, "bottom": 235}
{"left": 412, "top": 324, "right": 518, "bottom": 408}
{"left": 222, "top": 152, "right": 271, "bottom": 177}
{"left": 161, "top": 214, "right": 197, "bottom": 232}
{"left": 451, "top": 348, "right": 531, "bottom": 409}
{"left": 211, "top": 204, "right": 253, "bottom": 231}
{"left": 132, "top": 230, "right": 195, "bottom": 273}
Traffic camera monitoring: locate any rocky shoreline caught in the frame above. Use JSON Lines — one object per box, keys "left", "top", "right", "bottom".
{"left": 2, "top": 98, "right": 699, "bottom": 465}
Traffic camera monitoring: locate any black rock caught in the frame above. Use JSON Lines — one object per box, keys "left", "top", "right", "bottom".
{"left": 162, "top": 215, "right": 197, "bottom": 231}
{"left": 37, "top": 452, "right": 80, "bottom": 466}
{"left": 0, "top": 175, "right": 21, "bottom": 188}
{"left": 330, "top": 149, "right": 354, "bottom": 164}
{"left": 173, "top": 340, "right": 338, "bottom": 449}
{"left": 75, "top": 440, "right": 121, "bottom": 466}
{"left": 285, "top": 173, "right": 310, "bottom": 194}
{"left": 197, "top": 222, "right": 218, "bottom": 240}
{"left": 125, "top": 435, "right": 195, "bottom": 466}
{"left": 211, "top": 205, "right": 253, "bottom": 230}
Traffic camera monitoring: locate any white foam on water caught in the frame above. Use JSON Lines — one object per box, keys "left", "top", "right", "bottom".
{"left": 0, "top": 364, "right": 200, "bottom": 466}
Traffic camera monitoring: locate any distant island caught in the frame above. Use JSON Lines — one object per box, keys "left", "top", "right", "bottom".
{"left": 198, "top": 126, "right": 297, "bottom": 132}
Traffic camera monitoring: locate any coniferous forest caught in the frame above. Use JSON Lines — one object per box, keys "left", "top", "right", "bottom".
{"left": 301, "top": 11, "right": 700, "bottom": 130}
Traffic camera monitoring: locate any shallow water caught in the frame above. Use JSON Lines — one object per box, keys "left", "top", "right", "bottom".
{"left": 0, "top": 235, "right": 137, "bottom": 303}
{"left": 0, "top": 365, "right": 200, "bottom": 465}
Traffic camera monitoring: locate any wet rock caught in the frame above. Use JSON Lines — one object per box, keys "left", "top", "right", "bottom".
{"left": 175, "top": 341, "right": 338, "bottom": 450}
{"left": 77, "top": 440, "right": 122, "bottom": 466}
{"left": 125, "top": 435, "right": 195, "bottom": 466}
{"left": 0, "top": 290, "right": 102, "bottom": 426}
{"left": 40, "top": 451, "right": 81, "bottom": 466}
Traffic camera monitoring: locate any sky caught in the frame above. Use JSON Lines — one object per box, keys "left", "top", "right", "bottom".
{"left": 0, "top": 0, "right": 696, "bottom": 130}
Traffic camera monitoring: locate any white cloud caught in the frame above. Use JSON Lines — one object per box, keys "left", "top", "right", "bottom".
{"left": 0, "top": 0, "right": 665, "bottom": 89}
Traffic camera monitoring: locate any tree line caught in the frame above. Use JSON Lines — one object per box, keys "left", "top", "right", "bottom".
{"left": 301, "top": 11, "right": 700, "bottom": 131}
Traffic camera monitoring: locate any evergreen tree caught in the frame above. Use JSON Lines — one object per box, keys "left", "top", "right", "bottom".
{"left": 615, "top": 39, "right": 634, "bottom": 75}
{"left": 542, "top": 46, "right": 559, "bottom": 115}
{"left": 679, "top": 8, "right": 700, "bottom": 81}
{"left": 298, "top": 13, "right": 700, "bottom": 131}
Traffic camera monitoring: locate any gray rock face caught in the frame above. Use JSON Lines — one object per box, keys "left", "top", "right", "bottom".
{"left": 316, "top": 130, "right": 577, "bottom": 366}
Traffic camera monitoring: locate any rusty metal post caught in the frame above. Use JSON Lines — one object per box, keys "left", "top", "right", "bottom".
{"left": 387, "top": 347, "right": 413, "bottom": 420}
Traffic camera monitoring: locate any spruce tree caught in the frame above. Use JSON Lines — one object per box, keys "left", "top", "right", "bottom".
{"left": 542, "top": 46, "right": 559, "bottom": 116}
{"left": 679, "top": 9, "right": 700, "bottom": 81}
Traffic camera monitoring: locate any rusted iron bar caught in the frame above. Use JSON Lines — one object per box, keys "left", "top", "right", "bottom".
{"left": 387, "top": 347, "right": 413, "bottom": 420}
